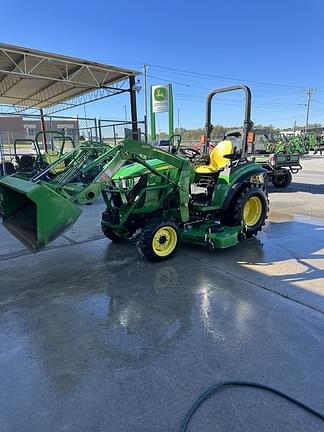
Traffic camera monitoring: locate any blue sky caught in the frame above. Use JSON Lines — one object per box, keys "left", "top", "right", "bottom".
{"left": 0, "top": 0, "right": 323, "bottom": 130}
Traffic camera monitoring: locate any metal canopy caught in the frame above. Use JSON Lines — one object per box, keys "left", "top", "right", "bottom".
{"left": 0, "top": 43, "right": 140, "bottom": 113}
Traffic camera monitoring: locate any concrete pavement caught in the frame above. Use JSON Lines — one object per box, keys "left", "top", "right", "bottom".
{"left": 1, "top": 201, "right": 324, "bottom": 431}
{"left": 269, "top": 155, "right": 324, "bottom": 218}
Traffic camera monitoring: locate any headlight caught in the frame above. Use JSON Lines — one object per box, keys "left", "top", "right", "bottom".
{"left": 119, "top": 177, "right": 141, "bottom": 191}
{"left": 121, "top": 178, "right": 131, "bottom": 189}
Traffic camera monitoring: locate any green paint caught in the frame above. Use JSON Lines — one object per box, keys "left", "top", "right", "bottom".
{"left": 181, "top": 225, "right": 241, "bottom": 249}
{"left": 150, "top": 84, "right": 174, "bottom": 140}
{"left": 154, "top": 87, "right": 168, "bottom": 101}
{"left": 0, "top": 176, "right": 80, "bottom": 251}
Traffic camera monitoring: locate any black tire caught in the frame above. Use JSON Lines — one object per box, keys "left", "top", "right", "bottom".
{"left": 271, "top": 170, "right": 292, "bottom": 188}
{"left": 101, "top": 223, "right": 123, "bottom": 242}
{"left": 263, "top": 173, "right": 270, "bottom": 187}
{"left": 224, "top": 184, "right": 269, "bottom": 237}
{"left": 138, "top": 219, "right": 179, "bottom": 262}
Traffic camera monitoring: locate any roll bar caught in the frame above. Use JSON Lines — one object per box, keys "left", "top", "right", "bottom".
{"left": 204, "top": 85, "right": 253, "bottom": 155}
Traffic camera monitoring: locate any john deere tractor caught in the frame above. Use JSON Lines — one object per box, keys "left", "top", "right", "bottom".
{"left": 0, "top": 130, "right": 76, "bottom": 179}
{"left": 0, "top": 85, "right": 269, "bottom": 261}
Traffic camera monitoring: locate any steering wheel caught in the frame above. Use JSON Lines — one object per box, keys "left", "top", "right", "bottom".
{"left": 225, "top": 131, "right": 242, "bottom": 139}
{"left": 180, "top": 147, "right": 201, "bottom": 161}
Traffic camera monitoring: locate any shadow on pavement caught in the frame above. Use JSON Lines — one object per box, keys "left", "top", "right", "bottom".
{"left": 268, "top": 183, "right": 324, "bottom": 195}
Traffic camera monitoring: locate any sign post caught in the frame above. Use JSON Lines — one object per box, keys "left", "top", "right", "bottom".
{"left": 150, "top": 84, "right": 174, "bottom": 141}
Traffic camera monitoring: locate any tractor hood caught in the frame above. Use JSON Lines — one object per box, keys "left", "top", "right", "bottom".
{"left": 112, "top": 158, "right": 176, "bottom": 180}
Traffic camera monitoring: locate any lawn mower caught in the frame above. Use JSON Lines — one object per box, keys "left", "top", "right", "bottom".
{"left": 0, "top": 85, "right": 269, "bottom": 261}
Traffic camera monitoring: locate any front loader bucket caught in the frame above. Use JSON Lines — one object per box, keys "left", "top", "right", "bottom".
{"left": 0, "top": 176, "right": 81, "bottom": 251}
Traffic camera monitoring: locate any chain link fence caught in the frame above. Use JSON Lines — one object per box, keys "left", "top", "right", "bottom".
{"left": 0, "top": 113, "right": 146, "bottom": 172}
{"left": 0, "top": 113, "right": 97, "bottom": 161}
{"left": 98, "top": 119, "right": 146, "bottom": 144}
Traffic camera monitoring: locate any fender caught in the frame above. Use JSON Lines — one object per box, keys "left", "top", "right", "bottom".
{"left": 221, "top": 167, "right": 267, "bottom": 211}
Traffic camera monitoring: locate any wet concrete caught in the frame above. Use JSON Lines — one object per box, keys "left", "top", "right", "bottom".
{"left": 268, "top": 156, "right": 324, "bottom": 219}
{"left": 1, "top": 205, "right": 324, "bottom": 431}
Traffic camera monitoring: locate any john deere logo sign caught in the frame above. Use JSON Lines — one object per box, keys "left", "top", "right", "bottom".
{"left": 152, "top": 85, "right": 169, "bottom": 112}
{"left": 154, "top": 87, "right": 168, "bottom": 101}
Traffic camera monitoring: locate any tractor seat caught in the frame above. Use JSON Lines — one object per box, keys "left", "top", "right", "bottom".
{"left": 18, "top": 155, "right": 35, "bottom": 171}
{"left": 195, "top": 140, "right": 233, "bottom": 174}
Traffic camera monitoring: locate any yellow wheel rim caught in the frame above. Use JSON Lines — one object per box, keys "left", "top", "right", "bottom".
{"left": 152, "top": 226, "right": 178, "bottom": 257}
{"left": 243, "top": 196, "right": 262, "bottom": 226}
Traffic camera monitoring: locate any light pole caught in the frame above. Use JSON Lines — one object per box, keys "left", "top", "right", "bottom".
{"left": 122, "top": 105, "right": 128, "bottom": 122}
{"left": 177, "top": 108, "right": 180, "bottom": 131}
{"left": 143, "top": 64, "right": 148, "bottom": 142}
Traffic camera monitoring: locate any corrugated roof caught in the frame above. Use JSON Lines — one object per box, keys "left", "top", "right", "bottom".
{"left": 0, "top": 43, "right": 140, "bottom": 110}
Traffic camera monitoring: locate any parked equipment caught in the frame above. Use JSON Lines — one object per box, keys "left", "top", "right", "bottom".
{"left": 0, "top": 85, "right": 269, "bottom": 261}
{"left": 252, "top": 133, "right": 302, "bottom": 188}
{"left": 0, "top": 130, "right": 76, "bottom": 179}
{"left": 13, "top": 137, "right": 45, "bottom": 177}
{"left": 35, "top": 130, "right": 75, "bottom": 174}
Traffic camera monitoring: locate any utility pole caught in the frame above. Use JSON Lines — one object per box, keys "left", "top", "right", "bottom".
{"left": 177, "top": 108, "right": 180, "bottom": 131}
{"left": 143, "top": 64, "right": 148, "bottom": 142}
{"left": 123, "top": 105, "right": 128, "bottom": 122}
{"left": 40, "top": 108, "right": 48, "bottom": 152}
{"left": 305, "top": 88, "right": 315, "bottom": 134}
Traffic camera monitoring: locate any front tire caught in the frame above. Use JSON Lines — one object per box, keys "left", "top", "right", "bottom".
{"left": 224, "top": 184, "right": 269, "bottom": 237}
{"left": 271, "top": 170, "right": 292, "bottom": 188}
{"left": 138, "top": 220, "right": 179, "bottom": 261}
{"left": 101, "top": 223, "right": 123, "bottom": 242}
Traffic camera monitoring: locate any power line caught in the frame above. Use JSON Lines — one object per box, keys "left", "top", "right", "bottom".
{"left": 148, "top": 64, "right": 308, "bottom": 90}
{"left": 147, "top": 74, "right": 191, "bottom": 87}
{"left": 145, "top": 64, "right": 324, "bottom": 127}
{"left": 175, "top": 93, "right": 304, "bottom": 109}
{"left": 147, "top": 71, "right": 311, "bottom": 108}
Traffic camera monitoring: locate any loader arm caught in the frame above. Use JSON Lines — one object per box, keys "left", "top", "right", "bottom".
{"left": 0, "top": 140, "right": 192, "bottom": 251}
{"left": 71, "top": 140, "right": 192, "bottom": 221}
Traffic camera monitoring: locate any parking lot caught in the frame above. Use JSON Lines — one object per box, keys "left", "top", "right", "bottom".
{"left": 1, "top": 156, "right": 324, "bottom": 431}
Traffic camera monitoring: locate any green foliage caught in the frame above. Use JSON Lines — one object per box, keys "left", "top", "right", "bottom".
{"left": 155, "top": 123, "right": 324, "bottom": 142}
{"left": 156, "top": 124, "right": 281, "bottom": 141}
{"left": 284, "top": 123, "right": 322, "bottom": 131}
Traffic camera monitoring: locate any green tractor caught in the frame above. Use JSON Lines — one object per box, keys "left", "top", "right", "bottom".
{"left": 0, "top": 130, "right": 76, "bottom": 179}
{"left": 0, "top": 85, "right": 269, "bottom": 261}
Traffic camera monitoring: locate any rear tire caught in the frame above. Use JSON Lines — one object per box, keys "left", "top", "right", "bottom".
{"left": 101, "top": 223, "right": 123, "bottom": 242}
{"left": 271, "top": 170, "right": 292, "bottom": 188}
{"left": 224, "top": 184, "right": 269, "bottom": 237}
{"left": 138, "top": 220, "right": 179, "bottom": 262}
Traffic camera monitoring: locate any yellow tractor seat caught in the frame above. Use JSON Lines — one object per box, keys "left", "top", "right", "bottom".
{"left": 44, "top": 151, "right": 65, "bottom": 174}
{"left": 195, "top": 140, "right": 233, "bottom": 174}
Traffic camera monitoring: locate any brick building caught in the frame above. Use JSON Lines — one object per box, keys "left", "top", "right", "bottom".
{"left": 0, "top": 116, "right": 80, "bottom": 144}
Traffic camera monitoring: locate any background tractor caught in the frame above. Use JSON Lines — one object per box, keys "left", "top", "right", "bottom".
{"left": 0, "top": 130, "right": 76, "bottom": 179}
{"left": 0, "top": 85, "right": 269, "bottom": 261}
